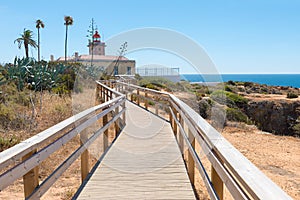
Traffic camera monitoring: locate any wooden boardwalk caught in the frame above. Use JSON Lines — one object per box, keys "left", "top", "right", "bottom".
{"left": 76, "top": 101, "right": 196, "bottom": 199}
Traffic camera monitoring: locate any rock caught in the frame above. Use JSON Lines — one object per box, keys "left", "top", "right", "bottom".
{"left": 246, "top": 99, "right": 300, "bottom": 136}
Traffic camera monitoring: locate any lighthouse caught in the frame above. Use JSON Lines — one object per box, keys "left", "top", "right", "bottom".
{"left": 88, "top": 30, "right": 106, "bottom": 55}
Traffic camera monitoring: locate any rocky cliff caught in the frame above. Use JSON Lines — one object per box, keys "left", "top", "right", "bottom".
{"left": 246, "top": 99, "right": 300, "bottom": 136}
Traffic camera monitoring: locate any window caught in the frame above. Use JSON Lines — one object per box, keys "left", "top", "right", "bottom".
{"left": 127, "top": 66, "right": 131, "bottom": 75}
{"left": 114, "top": 66, "right": 118, "bottom": 76}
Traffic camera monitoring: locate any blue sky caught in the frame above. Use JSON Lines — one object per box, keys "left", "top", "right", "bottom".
{"left": 0, "top": 0, "right": 299, "bottom": 74}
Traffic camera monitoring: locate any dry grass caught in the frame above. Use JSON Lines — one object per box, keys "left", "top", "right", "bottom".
{"left": 0, "top": 88, "right": 118, "bottom": 200}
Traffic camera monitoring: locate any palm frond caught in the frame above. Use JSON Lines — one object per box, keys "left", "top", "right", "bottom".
{"left": 36, "top": 19, "right": 45, "bottom": 29}
{"left": 64, "top": 16, "right": 74, "bottom": 26}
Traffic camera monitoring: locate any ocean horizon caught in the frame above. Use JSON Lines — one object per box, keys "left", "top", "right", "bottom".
{"left": 181, "top": 74, "right": 300, "bottom": 88}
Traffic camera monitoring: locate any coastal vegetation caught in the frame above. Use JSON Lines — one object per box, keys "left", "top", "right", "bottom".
{"left": 136, "top": 76, "right": 300, "bottom": 137}
{"left": 0, "top": 57, "right": 108, "bottom": 151}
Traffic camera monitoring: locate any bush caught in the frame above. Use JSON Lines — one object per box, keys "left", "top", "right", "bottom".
{"left": 227, "top": 80, "right": 236, "bottom": 86}
{"left": 244, "top": 82, "right": 254, "bottom": 87}
{"left": 195, "top": 92, "right": 205, "bottom": 100}
{"left": 0, "top": 135, "right": 20, "bottom": 151}
{"left": 292, "top": 121, "right": 300, "bottom": 137}
{"left": 225, "top": 85, "right": 233, "bottom": 92}
{"left": 138, "top": 77, "right": 176, "bottom": 91}
{"left": 226, "top": 108, "right": 249, "bottom": 123}
{"left": 210, "top": 90, "right": 248, "bottom": 108}
{"left": 287, "top": 92, "right": 298, "bottom": 99}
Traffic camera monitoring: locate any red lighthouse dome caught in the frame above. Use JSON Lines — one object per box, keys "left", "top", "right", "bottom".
{"left": 93, "top": 31, "right": 101, "bottom": 42}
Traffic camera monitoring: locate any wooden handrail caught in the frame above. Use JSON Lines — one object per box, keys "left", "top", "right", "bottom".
{"left": 0, "top": 81, "right": 126, "bottom": 199}
{"left": 114, "top": 80, "right": 292, "bottom": 200}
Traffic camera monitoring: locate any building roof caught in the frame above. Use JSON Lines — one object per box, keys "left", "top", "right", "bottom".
{"left": 57, "top": 54, "right": 131, "bottom": 62}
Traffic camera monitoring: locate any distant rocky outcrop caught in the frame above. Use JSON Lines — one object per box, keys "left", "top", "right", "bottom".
{"left": 246, "top": 99, "right": 300, "bottom": 137}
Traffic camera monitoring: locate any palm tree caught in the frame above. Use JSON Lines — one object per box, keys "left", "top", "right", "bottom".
{"left": 14, "top": 29, "right": 37, "bottom": 58}
{"left": 36, "top": 19, "right": 45, "bottom": 62}
{"left": 64, "top": 16, "right": 74, "bottom": 62}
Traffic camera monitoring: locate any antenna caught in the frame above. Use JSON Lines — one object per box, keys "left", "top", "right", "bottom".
{"left": 86, "top": 18, "right": 97, "bottom": 67}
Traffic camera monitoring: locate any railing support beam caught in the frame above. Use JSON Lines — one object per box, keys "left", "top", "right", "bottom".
{"left": 80, "top": 131, "right": 89, "bottom": 182}
{"left": 212, "top": 166, "right": 224, "bottom": 200}
{"left": 23, "top": 150, "right": 39, "bottom": 199}
{"left": 103, "top": 114, "right": 109, "bottom": 151}
{"left": 187, "top": 129, "right": 195, "bottom": 185}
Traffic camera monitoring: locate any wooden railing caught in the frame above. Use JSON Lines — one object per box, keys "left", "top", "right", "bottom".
{"left": 114, "top": 81, "right": 292, "bottom": 200}
{"left": 0, "top": 81, "right": 126, "bottom": 199}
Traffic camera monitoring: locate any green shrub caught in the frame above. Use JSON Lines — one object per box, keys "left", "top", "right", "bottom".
{"left": 0, "top": 135, "right": 20, "bottom": 151}
{"left": 211, "top": 90, "right": 248, "bottom": 108}
{"left": 226, "top": 108, "right": 249, "bottom": 123}
{"left": 224, "top": 85, "right": 233, "bottom": 92}
{"left": 148, "top": 100, "right": 155, "bottom": 106}
{"left": 244, "top": 82, "right": 254, "bottom": 87}
{"left": 287, "top": 92, "right": 298, "bottom": 99}
{"left": 227, "top": 80, "right": 236, "bottom": 86}
{"left": 292, "top": 121, "right": 300, "bottom": 137}
{"left": 195, "top": 92, "right": 205, "bottom": 100}
{"left": 138, "top": 77, "right": 175, "bottom": 91}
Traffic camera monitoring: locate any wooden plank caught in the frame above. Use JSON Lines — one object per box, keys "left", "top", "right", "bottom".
{"left": 103, "top": 113, "right": 108, "bottom": 151}
{"left": 22, "top": 150, "right": 39, "bottom": 199}
{"left": 187, "top": 129, "right": 195, "bottom": 185}
{"left": 211, "top": 166, "right": 224, "bottom": 200}
{"left": 80, "top": 131, "right": 89, "bottom": 182}
{"left": 178, "top": 114, "right": 184, "bottom": 155}
{"left": 76, "top": 102, "right": 195, "bottom": 199}
{"left": 137, "top": 89, "right": 140, "bottom": 105}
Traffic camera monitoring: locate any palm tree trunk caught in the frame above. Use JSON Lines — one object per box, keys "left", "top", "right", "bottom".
{"left": 25, "top": 43, "right": 29, "bottom": 58}
{"left": 38, "top": 28, "right": 40, "bottom": 62}
{"left": 65, "top": 25, "right": 68, "bottom": 62}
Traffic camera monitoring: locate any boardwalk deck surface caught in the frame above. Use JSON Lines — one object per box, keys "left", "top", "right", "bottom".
{"left": 76, "top": 101, "right": 196, "bottom": 199}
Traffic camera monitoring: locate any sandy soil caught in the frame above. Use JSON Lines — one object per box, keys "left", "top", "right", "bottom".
{"left": 243, "top": 93, "right": 300, "bottom": 102}
{"left": 222, "top": 123, "right": 300, "bottom": 199}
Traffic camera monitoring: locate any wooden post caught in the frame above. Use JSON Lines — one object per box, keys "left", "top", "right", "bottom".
{"left": 103, "top": 114, "right": 109, "bottom": 151}
{"left": 137, "top": 89, "right": 140, "bottom": 106}
{"left": 173, "top": 109, "right": 177, "bottom": 136}
{"left": 95, "top": 86, "right": 100, "bottom": 105}
{"left": 22, "top": 150, "right": 39, "bottom": 199}
{"left": 80, "top": 131, "right": 89, "bottom": 182}
{"left": 106, "top": 89, "right": 109, "bottom": 102}
{"left": 110, "top": 91, "right": 113, "bottom": 100}
{"left": 99, "top": 86, "right": 103, "bottom": 100}
{"left": 145, "top": 92, "right": 148, "bottom": 110}
{"left": 178, "top": 114, "right": 184, "bottom": 155}
{"left": 211, "top": 166, "right": 224, "bottom": 200}
{"left": 169, "top": 106, "right": 173, "bottom": 127}
{"left": 122, "top": 101, "right": 126, "bottom": 124}
{"left": 155, "top": 96, "right": 159, "bottom": 115}
{"left": 115, "top": 106, "right": 120, "bottom": 136}
{"left": 188, "top": 129, "right": 195, "bottom": 185}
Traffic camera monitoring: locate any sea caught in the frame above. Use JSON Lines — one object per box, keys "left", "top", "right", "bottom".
{"left": 181, "top": 74, "right": 300, "bottom": 88}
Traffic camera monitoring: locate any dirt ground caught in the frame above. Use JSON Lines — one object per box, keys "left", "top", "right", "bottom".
{"left": 222, "top": 123, "right": 299, "bottom": 199}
